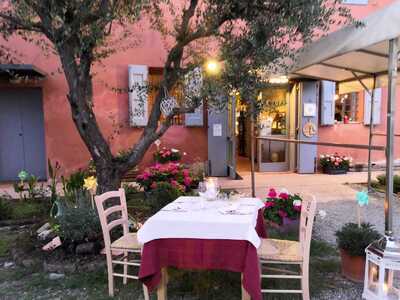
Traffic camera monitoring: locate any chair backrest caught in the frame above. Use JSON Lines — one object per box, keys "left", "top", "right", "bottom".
{"left": 299, "top": 194, "right": 317, "bottom": 260}
{"left": 95, "top": 188, "right": 129, "bottom": 251}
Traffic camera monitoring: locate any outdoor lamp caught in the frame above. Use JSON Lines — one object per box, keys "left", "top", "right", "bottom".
{"left": 205, "top": 59, "right": 220, "bottom": 75}
{"left": 363, "top": 240, "right": 400, "bottom": 300}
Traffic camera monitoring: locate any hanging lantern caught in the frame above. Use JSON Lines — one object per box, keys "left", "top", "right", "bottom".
{"left": 363, "top": 238, "right": 400, "bottom": 300}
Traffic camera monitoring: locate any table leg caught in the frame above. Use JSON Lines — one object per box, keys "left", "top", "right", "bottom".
{"left": 241, "top": 274, "right": 251, "bottom": 300}
{"left": 157, "top": 268, "right": 168, "bottom": 300}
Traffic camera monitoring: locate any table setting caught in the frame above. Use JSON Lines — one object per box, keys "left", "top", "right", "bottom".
{"left": 137, "top": 178, "right": 267, "bottom": 300}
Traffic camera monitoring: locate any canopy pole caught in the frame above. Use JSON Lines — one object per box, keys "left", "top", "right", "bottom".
{"left": 250, "top": 101, "right": 256, "bottom": 197}
{"left": 367, "top": 75, "right": 377, "bottom": 192}
{"left": 385, "top": 37, "right": 398, "bottom": 237}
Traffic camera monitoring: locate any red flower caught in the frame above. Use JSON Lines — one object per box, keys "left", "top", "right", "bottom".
{"left": 279, "top": 192, "right": 289, "bottom": 200}
{"left": 265, "top": 201, "right": 275, "bottom": 208}
{"left": 183, "top": 176, "right": 192, "bottom": 187}
{"left": 268, "top": 188, "right": 277, "bottom": 198}
{"left": 182, "top": 169, "right": 190, "bottom": 177}
{"left": 278, "top": 210, "right": 288, "bottom": 218}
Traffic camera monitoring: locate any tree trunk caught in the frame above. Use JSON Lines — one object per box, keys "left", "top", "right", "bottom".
{"left": 95, "top": 161, "right": 121, "bottom": 194}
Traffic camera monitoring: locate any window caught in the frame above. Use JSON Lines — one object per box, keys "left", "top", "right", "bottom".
{"left": 335, "top": 92, "right": 361, "bottom": 123}
{"left": 342, "top": 0, "right": 368, "bottom": 4}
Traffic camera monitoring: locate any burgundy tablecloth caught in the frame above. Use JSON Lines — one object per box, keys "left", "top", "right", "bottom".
{"left": 139, "top": 209, "right": 267, "bottom": 300}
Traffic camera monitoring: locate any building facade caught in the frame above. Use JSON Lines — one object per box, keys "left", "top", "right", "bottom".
{"left": 0, "top": 0, "right": 399, "bottom": 181}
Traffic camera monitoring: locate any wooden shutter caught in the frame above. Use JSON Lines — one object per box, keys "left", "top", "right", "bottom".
{"left": 128, "top": 65, "right": 148, "bottom": 127}
{"left": 184, "top": 68, "right": 204, "bottom": 127}
{"left": 320, "top": 81, "right": 336, "bottom": 125}
{"left": 364, "top": 88, "right": 382, "bottom": 125}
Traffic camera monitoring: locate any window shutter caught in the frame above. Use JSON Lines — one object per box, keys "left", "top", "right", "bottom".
{"left": 364, "top": 88, "right": 382, "bottom": 125}
{"left": 320, "top": 80, "right": 335, "bottom": 125}
{"left": 184, "top": 68, "right": 204, "bottom": 127}
{"left": 128, "top": 65, "right": 148, "bottom": 127}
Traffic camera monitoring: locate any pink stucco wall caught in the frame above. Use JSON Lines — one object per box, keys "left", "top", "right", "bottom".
{"left": 1, "top": 0, "right": 398, "bottom": 177}
{"left": 317, "top": 0, "right": 400, "bottom": 164}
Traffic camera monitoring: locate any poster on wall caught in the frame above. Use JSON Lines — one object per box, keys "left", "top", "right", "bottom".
{"left": 304, "top": 103, "right": 317, "bottom": 117}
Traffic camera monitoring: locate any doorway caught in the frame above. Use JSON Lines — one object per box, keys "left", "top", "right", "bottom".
{"left": 0, "top": 88, "right": 47, "bottom": 181}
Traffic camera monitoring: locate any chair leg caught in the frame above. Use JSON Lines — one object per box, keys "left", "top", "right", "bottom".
{"left": 123, "top": 251, "right": 128, "bottom": 285}
{"left": 107, "top": 255, "right": 114, "bottom": 297}
{"left": 301, "top": 265, "right": 310, "bottom": 300}
{"left": 241, "top": 274, "right": 251, "bottom": 300}
{"left": 143, "top": 284, "right": 150, "bottom": 300}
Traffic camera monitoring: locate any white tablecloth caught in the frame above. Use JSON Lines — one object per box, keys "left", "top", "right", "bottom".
{"left": 137, "top": 196, "right": 265, "bottom": 248}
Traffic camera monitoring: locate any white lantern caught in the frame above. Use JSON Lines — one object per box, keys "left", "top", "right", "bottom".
{"left": 363, "top": 238, "right": 400, "bottom": 300}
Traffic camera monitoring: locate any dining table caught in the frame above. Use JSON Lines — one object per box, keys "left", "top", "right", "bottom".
{"left": 137, "top": 196, "right": 267, "bottom": 300}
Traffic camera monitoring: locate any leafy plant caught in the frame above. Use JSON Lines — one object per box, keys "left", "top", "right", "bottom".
{"left": 376, "top": 174, "right": 400, "bottom": 193}
{"left": 336, "top": 223, "right": 381, "bottom": 257}
{"left": 146, "top": 181, "right": 184, "bottom": 214}
{"left": 48, "top": 160, "right": 61, "bottom": 203}
{"left": 153, "top": 147, "right": 182, "bottom": 164}
{"left": 13, "top": 170, "right": 45, "bottom": 201}
{"left": 61, "top": 169, "right": 87, "bottom": 202}
{"left": 55, "top": 207, "right": 102, "bottom": 244}
{"left": 0, "top": 198, "right": 13, "bottom": 220}
{"left": 136, "top": 162, "right": 194, "bottom": 192}
{"left": 263, "top": 188, "right": 302, "bottom": 225}
{"left": 319, "top": 153, "right": 351, "bottom": 170}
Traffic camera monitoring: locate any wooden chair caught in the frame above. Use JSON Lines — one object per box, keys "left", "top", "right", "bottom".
{"left": 95, "top": 188, "right": 149, "bottom": 299}
{"left": 258, "top": 194, "right": 317, "bottom": 300}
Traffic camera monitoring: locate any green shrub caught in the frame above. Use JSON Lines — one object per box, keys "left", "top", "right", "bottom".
{"left": 376, "top": 174, "right": 400, "bottom": 193}
{"left": 55, "top": 207, "right": 101, "bottom": 244}
{"left": 336, "top": 223, "right": 381, "bottom": 256}
{"left": 146, "top": 181, "right": 184, "bottom": 214}
{"left": 0, "top": 198, "right": 13, "bottom": 220}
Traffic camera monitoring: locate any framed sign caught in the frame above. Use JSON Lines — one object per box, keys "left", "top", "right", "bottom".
{"left": 304, "top": 103, "right": 317, "bottom": 117}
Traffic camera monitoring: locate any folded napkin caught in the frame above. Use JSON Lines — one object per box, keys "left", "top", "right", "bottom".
{"left": 218, "top": 204, "right": 254, "bottom": 215}
{"left": 162, "top": 203, "right": 188, "bottom": 212}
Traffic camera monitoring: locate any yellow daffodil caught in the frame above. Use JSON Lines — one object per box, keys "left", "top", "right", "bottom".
{"left": 84, "top": 176, "right": 97, "bottom": 192}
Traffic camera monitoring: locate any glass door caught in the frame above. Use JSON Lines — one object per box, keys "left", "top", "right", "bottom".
{"left": 257, "top": 87, "right": 290, "bottom": 172}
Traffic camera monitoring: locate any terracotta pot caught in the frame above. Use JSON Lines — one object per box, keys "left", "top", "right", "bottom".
{"left": 339, "top": 249, "right": 365, "bottom": 282}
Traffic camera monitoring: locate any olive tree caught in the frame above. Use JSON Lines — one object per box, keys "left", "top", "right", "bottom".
{"left": 0, "top": 0, "right": 350, "bottom": 192}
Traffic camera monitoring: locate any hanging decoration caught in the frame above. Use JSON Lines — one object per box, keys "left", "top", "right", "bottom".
{"left": 160, "top": 86, "right": 178, "bottom": 117}
{"left": 356, "top": 190, "right": 369, "bottom": 227}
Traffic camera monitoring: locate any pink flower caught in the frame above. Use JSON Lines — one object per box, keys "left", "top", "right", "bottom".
{"left": 268, "top": 188, "right": 277, "bottom": 198}
{"left": 142, "top": 171, "right": 151, "bottom": 180}
{"left": 182, "top": 169, "right": 190, "bottom": 177}
{"left": 170, "top": 180, "right": 178, "bottom": 187}
{"left": 278, "top": 210, "right": 288, "bottom": 218}
{"left": 265, "top": 201, "right": 275, "bottom": 208}
{"left": 279, "top": 193, "right": 289, "bottom": 200}
{"left": 293, "top": 205, "right": 302, "bottom": 212}
{"left": 334, "top": 161, "right": 339, "bottom": 166}
{"left": 183, "top": 176, "right": 192, "bottom": 187}
{"left": 150, "top": 182, "right": 157, "bottom": 189}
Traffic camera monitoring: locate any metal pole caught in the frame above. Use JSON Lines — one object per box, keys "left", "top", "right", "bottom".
{"left": 367, "top": 75, "right": 377, "bottom": 192}
{"left": 385, "top": 38, "right": 398, "bottom": 237}
{"left": 250, "top": 101, "right": 256, "bottom": 197}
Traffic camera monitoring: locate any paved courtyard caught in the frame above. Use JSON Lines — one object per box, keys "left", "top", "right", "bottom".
{"left": 220, "top": 170, "right": 399, "bottom": 244}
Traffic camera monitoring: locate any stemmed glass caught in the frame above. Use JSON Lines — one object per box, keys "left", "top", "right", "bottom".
{"left": 198, "top": 181, "right": 207, "bottom": 209}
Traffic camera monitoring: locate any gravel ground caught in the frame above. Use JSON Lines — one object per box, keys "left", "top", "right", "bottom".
{"left": 314, "top": 184, "right": 400, "bottom": 245}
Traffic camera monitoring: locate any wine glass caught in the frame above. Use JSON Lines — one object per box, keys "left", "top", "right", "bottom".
{"left": 198, "top": 181, "right": 207, "bottom": 209}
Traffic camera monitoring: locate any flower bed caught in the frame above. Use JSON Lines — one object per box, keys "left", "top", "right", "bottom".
{"left": 320, "top": 153, "right": 351, "bottom": 174}
{"left": 153, "top": 147, "right": 183, "bottom": 164}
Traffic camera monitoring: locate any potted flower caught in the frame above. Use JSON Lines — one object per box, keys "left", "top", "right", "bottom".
{"left": 153, "top": 147, "right": 182, "bottom": 164}
{"left": 320, "top": 153, "right": 351, "bottom": 174}
{"left": 335, "top": 222, "right": 381, "bottom": 282}
{"left": 263, "top": 188, "right": 302, "bottom": 234}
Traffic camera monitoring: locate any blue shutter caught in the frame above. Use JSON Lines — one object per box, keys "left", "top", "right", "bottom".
{"left": 320, "top": 81, "right": 336, "bottom": 125}
{"left": 128, "top": 65, "right": 148, "bottom": 127}
{"left": 364, "top": 88, "right": 382, "bottom": 125}
{"left": 184, "top": 68, "right": 204, "bottom": 127}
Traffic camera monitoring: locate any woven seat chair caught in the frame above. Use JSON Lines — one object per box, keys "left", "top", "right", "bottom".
{"left": 258, "top": 194, "right": 317, "bottom": 300}
{"left": 95, "top": 188, "right": 149, "bottom": 299}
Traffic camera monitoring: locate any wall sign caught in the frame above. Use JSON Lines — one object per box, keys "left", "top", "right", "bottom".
{"left": 213, "top": 123, "right": 222, "bottom": 137}
{"left": 304, "top": 103, "right": 317, "bottom": 117}
{"left": 303, "top": 120, "right": 317, "bottom": 137}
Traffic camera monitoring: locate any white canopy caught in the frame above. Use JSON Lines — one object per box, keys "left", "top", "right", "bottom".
{"left": 291, "top": 1, "right": 400, "bottom": 93}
